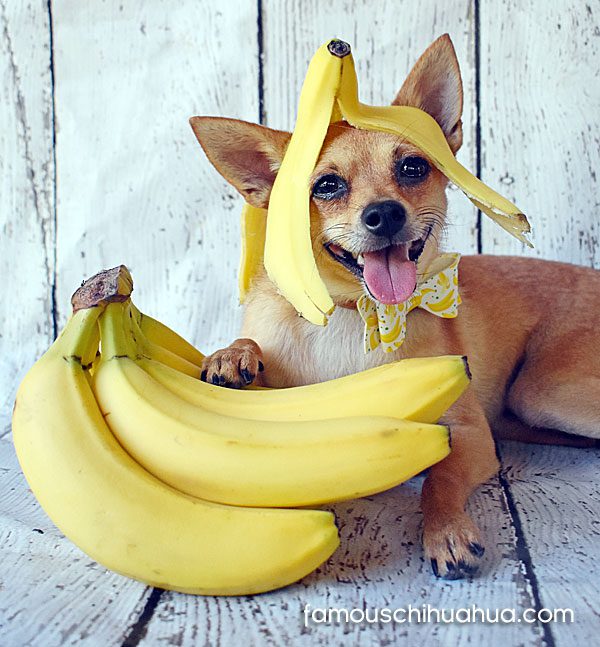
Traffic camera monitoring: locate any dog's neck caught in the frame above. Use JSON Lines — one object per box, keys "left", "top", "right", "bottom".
{"left": 336, "top": 299, "right": 359, "bottom": 310}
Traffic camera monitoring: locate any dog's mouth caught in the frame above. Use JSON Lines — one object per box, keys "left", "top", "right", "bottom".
{"left": 324, "top": 227, "right": 432, "bottom": 305}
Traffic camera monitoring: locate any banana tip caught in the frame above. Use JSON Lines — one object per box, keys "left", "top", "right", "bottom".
{"left": 461, "top": 355, "right": 472, "bottom": 381}
{"left": 327, "top": 39, "right": 351, "bottom": 58}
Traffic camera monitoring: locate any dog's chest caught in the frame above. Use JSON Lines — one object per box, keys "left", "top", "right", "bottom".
{"left": 270, "top": 307, "right": 400, "bottom": 386}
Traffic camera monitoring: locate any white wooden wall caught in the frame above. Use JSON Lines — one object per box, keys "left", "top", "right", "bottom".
{"left": 2, "top": 0, "right": 599, "bottom": 436}
{"left": 1, "top": 2, "right": 600, "bottom": 645}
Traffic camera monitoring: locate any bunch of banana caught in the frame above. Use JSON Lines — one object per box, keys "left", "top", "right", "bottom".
{"left": 259, "top": 39, "right": 532, "bottom": 324}
{"left": 12, "top": 268, "right": 338, "bottom": 595}
{"left": 92, "top": 299, "right": 461, "bottom": 507}
{"left": 13, "top": 266, "right": 470, "bottom": 594}
{"left": 132, "top": 313, "right": 468, "bottom": 425}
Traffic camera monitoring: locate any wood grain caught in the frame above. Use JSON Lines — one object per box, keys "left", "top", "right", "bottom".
{"left": 479, "top": 0, "right": 600, "bottom": 260}
{"left": 52, "top": 0, "right": 259, "bottom": 355}
{"left": 135, "top": 472, "right": 542, "bottom": 646}
{"left": 262, "top": 0, "right": 480, "bottom": 256}
{"left": 0, "top": 440, "right": 151, "bottom": 646}
{"left": 0, "top": 1, "right": 55, "bottom": 437}
{"left": 499, "top": 440, "right": 600, "bottom": 644}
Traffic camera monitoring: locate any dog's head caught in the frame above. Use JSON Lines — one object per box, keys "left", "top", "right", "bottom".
{"left": 190, "top": 34, "right": 463, "bottom": 306}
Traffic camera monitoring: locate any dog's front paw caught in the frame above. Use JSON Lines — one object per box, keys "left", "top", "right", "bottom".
{"left": 200, "top": 339, "right": 264, "bottom": 389}
{"left": 423, "top": 512, "right": 485, "bottom": 580}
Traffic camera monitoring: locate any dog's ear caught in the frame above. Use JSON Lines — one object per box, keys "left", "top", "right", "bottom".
{"left": 189, "top": 117, "right": 291, "bottom": 208}
{"left": 392, "top": 34, "right": 463, "bottom": 154}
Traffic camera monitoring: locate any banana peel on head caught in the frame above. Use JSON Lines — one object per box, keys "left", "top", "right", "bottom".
{"left": 262, "top": 42, "right": 343, "bottom": 324}
{"left": 239, "top": 203, "right": 267, "bottom": 303}
{"left": 247, "top": 39, "right": 532, "bottom": 323}
{"left": 336, "top": 51, "right": 532, "bottom": 245}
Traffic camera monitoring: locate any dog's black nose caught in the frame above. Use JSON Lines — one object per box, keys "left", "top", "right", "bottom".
{"left": 361, "top": 201, "right": 406, "bottom": 238}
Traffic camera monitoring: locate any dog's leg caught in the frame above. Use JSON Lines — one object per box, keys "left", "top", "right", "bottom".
{"left": 421, "top": 388, "right": 499, "bottom": 579}
{"left": 507, "top": 348, "right": 600, "bottom": 440}
{"left": 493, "top": 411, "right": 600, "bottom": 447}
{"left": 201, "top": 338, "right": 265, "bottom": 388}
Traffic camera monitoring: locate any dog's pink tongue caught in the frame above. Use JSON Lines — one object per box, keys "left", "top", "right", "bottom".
{"left": 363, "top": 245, "right": 416, "bottom": 304}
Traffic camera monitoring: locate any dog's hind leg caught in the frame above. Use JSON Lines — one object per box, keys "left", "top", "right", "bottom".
{"left": 506, "top": 338, "right": 600, "bottom": 440}
{"left": 493, "top": 411, "right": 600, "bottom": 447}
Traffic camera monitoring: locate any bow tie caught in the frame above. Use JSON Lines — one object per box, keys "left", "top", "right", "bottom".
{"left": 356, "top": 253, "right": 462, "bottom": 353}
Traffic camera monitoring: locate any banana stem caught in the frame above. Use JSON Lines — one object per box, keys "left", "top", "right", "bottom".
{"left": 98, "top": 302, "right": 134, "bottom": 359}
{"left": 123, "top": 302, "right": 146, "bottom": 357}
{"left": 130, "top": 302, "right": 204, "bottom": 367}
{"left": 128, "top": 304, "right": 201, "bottom": 378}
{"left": 53, "top": 308, "right": 103, "bottom": 367}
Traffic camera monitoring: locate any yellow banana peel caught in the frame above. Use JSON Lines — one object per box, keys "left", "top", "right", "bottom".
{"left": 239, "top": 203, "right": 267, "bottom": 303}
{"left": 262, "top": 42, "right": 342, "bottom": 322}
{"left": 243, "top": 39, "right": 532, "bottom": 322}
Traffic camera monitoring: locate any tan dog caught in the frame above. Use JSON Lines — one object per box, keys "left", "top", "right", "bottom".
{"left": 189, "top": 34, "right": 600, "bottom": 580}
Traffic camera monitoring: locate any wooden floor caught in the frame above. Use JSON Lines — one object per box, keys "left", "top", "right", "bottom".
{"left": 1, "top": 431, "right": 598, "bottom": 646}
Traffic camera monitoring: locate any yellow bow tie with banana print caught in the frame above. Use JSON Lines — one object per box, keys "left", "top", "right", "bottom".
{"left": 357, "top": 254, "right": 461, "bottom": 353}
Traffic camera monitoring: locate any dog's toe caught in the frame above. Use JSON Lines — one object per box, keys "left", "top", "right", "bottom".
{"left": 423, "top": 513, "right": 485, "bottom": 580}
{"left": 200, "top": 346, "right": 263, "bottom": 389}
{"left": 237, "top": 350, "right": 261, "bottom": 385}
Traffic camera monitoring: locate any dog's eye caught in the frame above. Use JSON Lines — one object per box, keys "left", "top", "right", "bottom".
{"left": 396, "top": 156, "right": 430, "bottom": 181}
{"left": 312, "top": 174, "right": 348, "bottom": 200}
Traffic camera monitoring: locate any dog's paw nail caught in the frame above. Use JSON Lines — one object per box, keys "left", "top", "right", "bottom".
{"left": 258, "top": 361, "right": 264, "bottom": 372}
{"left": 240, "top": 368, "right": 255, "bottom": 384}
{"left": 430, "top": 559, "right": 439, "bottom": 577}
{"left": 445, "top": 560, "right": 456, "bottom": 572}
{"left": 468, "top": 542, "right": 485, "bottom": 557}
{"left": 200, "top": 370, "right": 207, "bottom": 382}
{"left": 457, "top": 559, "right": 478, "bottom": 575}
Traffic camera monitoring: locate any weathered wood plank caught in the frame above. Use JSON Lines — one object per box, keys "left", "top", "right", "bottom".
{"left": 138, "top": 474, "right": 542, "bottom": 646}
{"left": 499, "top": 441, "right": 600, "bottom": 646}
{"left": 261, "top": 0, "right": 480, "bottom": 256}
{"left": 53, "top": 0, "right": 259, "bottom": 355}
{"left": 0, "top": 1, "right": 55, "bottom": 437}
{"left": 479, "top": 0, "right": 600, "bottom": 262}
{"left": 0, "top": 439, "right": 152, "bottom": 646}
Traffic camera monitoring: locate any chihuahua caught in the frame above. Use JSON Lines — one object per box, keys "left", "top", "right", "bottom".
{"left": 189, "top": 34, "right": 600, "bottom": 579}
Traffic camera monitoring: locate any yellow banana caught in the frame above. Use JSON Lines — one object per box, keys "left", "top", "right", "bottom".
{"left": 259, "top": 40, "right": 531, "bottom": 324}
{"left": 122, "top": 297, "right": 469, "bottom": 422}
{"left": 130, "top": 302, "right": 204, "bottom": 366}
{"left": 422, "top": 290, "right": 458, "bottom": 314}
{"left": 92, "top": 300, "right": 451, "bottom": 508}
{"left": 263, "top": 41, "right": 342, "bottom": 324}
{"left": 239, "top": 203, "right": 267, "bottom": 303}
{"left": 12, "top": 268, "right": 339, "bottom": 595}
{"left": 133, "top": 317, "right": 469, "bottom": 424}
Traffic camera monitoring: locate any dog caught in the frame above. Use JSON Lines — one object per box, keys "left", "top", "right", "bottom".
{"left": 189, "top": 34, "right": 600, "bottom": 580}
